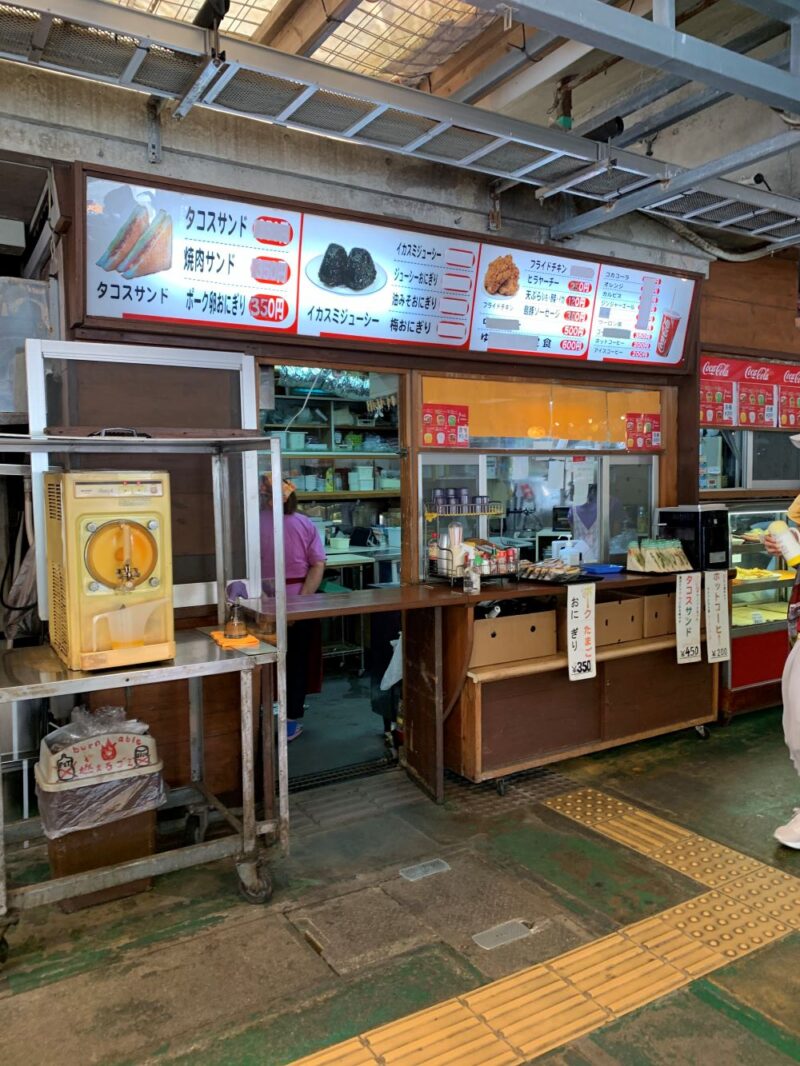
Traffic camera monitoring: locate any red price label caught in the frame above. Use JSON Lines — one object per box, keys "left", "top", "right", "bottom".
{"left": 562, "top": 324, "right": 586, "bottom": 337}
{"left": 563, "top": 310, "right": 588, "bottom": 322}
{"left": 566, "top": 295, "right": 590, "bottom": 307}
{"left": 568, "top": 281, "right": 593, "bottom": 293}
{"left": 561, "top": 339, "right": 584, "bottom": 352}
{"left": 248, "top": 294, "right": 290, "bottom": 323}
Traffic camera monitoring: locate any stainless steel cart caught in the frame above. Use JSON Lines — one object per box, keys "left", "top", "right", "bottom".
{"left": 0, "top": 434, "right": 288, "bottom": 965}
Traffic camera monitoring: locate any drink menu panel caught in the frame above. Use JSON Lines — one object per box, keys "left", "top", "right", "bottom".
{"left": 85, "top": 175, "right": 696, "bottom": 366}
{"left": 469, "top": 246, "right": 600, "bottom": 359}
{"left": 297, "top": 215, "right": 479, "bottom": 348}
{"left": 586, "top": 266, "right": 692, "bottom": 365}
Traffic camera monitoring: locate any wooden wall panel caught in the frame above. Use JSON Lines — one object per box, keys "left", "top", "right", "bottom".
{"left": 701, "top": 259, "right": 800, "bottom": 359}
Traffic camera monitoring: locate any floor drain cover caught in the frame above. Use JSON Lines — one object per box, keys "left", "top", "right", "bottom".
{"left": 399, "top": 858, "right": 451, "bottom": 881}
{"left": 473, "top": 919, "right": 547, "bottom": 950}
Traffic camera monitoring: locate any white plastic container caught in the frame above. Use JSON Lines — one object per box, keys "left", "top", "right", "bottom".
{"left": 287, "top": 431, "right": 306, "bottom": 451}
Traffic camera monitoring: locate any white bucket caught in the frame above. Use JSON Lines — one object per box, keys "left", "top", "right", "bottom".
{"left": 387, "top": 527, "right": 401, "bottom": 548}
{"left": 287, "top": 431, "right": 306, "bottom": 451}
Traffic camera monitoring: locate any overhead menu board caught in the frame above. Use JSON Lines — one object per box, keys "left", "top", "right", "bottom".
{"left": 86, "top": 177, "right": 302, "bottom": 332}
{"left": 84, "top": 175, "right": 696, "bottom": 367}
{"left": 297, "top": 215, "right": 479, "bottom": 348}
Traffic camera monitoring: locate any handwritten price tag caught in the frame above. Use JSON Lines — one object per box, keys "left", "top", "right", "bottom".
{"left": 675, "top": 572, "right": 702, "bottom": 664}
{"left": 567, "top": 583, "right": 597, "bottom": 681}
{"left": 704, "top": 570, "right": 731, "bottom": 663}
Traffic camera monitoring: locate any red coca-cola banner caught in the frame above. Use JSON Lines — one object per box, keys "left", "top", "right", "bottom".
{"left": 697, "top": 356, "right": 800, "bottom": 430}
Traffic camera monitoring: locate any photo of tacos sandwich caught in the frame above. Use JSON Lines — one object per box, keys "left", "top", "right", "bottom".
{"left": 96, "top": 205, "right": 150, "bottom": 272}
{"left": 116, "top": 210, "right": 173, "bottom": 279}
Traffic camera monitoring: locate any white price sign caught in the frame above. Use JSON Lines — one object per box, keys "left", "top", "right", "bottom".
{"left": 704, "top": 570, "right": 731, "bottom": 663}
{"left": 676, "top": 572, "right": 702, "bottom": 663}
{"left": 566, "top": 583, "right": 597, "bottom": 681}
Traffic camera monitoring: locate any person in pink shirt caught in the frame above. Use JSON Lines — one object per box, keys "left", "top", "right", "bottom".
{"left": 261, "top": 476, "right": 326, "bottom": 741}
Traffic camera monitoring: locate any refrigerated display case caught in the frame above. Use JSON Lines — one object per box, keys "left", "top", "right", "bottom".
{"left": 723, "top": 501, "right": 796, "bottom": 716}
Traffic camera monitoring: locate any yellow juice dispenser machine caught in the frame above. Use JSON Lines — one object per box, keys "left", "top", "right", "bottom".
{"left": 45, "top": 470, "right": 175, "bottom": 671}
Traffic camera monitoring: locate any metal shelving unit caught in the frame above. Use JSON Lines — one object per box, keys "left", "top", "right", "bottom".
{"left": 0, "top": 434, "right": 288, "bottom": 962}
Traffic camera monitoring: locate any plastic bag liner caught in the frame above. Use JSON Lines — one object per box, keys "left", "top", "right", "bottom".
{"left": 783, "top": 638, "right": 800, "bottom": 777}
{"left": 45, "top": 705, "right": 149, "bottom": 753}
{"left": 380, "top": 634, "right": 403, "bottom": 691}
{"left": 37, "top": 770, "right": 167, "bottom": 840}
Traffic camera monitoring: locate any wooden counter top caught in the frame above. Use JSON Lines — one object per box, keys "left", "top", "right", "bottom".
{"left": 281, "top": 584, "right": 465, "bottom": 620}
{"left": 267, "top": 571, "right": 715, "bottom": 620}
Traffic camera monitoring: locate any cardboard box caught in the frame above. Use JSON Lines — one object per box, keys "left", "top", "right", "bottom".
{"left": 559, "top": 595, "right": 644, "bottom": 649}
{"left": 643, "top": 593, "right": 676, "bottom": 638}
{"left": 470, "top": 610, "right": 557, "bottom": 668}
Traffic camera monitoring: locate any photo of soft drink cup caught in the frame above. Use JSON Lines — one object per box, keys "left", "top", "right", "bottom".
{"left": 656, "top": 310, "right": 681, "bottom": 357}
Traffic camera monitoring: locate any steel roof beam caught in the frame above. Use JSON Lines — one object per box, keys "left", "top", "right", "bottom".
{"left": 573, "top": 24, "right": 788, "bottom": 142}
{"left": 734, "top": 0, "right": 800, "bottom": 22}
{"left": 468, "top": 0, "right": 800, "bottom": 113}
{"left": 552, "top": 129, "right": 800, "bottom": 237}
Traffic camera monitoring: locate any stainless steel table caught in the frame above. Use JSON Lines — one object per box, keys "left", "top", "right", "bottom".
{"left": 0, "top": 631, "right": 279, "bottom": 957}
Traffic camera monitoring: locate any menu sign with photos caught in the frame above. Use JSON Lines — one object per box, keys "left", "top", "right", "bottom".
{"left": 625, "top": 412, "right": 661, "bottom": 451}
{"left": 735, "top": 361, "right": 778, "bottom": 428}
{"left": 86, "top": 177, "right": 302, "bottom": 332}
{"left": 470, "top": 246, "right": 600, "bottom": 359}
{"left": 422, "top": 404, "right": 469, "bottom": 448}
{"left": 298, "top": 215, "right": 479, "bottom": 348}
{"left": 778, "top": 366, "right": 800, "bottom": 428}
{"left": 699, "top": 359, "right": 736, "bottom": 427}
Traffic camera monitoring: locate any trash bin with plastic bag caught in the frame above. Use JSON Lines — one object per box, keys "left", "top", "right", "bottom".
{"left": 35, "top": 706, "right": 167, "bottom": 911}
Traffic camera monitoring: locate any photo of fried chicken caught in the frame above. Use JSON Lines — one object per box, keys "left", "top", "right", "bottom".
{"left": 483, "top": 254, "right": 520, "bottom": 296}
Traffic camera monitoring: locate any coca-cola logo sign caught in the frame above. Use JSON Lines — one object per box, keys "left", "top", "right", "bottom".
{"left": 701, "top": 361, "right": 730, "bottom": 378}
{"left": 743, "top": 366, "right": 772, "bottom": 382}
{"left": 784, "top": 369, "right": 800, "bottom": 385}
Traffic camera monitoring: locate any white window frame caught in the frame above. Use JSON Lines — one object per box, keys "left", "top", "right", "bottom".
{"left": 25, "top": 339, "right": 260, "bottom": 618}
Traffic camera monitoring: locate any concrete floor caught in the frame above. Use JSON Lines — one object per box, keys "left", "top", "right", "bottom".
{"left": 2, "top": 707, "right": 800, "bottom": 1065}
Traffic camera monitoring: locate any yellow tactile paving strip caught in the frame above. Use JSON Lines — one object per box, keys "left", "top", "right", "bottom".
{"left": 291, "top": 787, "right": 800, "bottom": 1066}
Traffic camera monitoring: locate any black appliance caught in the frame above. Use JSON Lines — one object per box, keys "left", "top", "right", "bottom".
{"left": 552, "top": 506, "right": 571, "bottom": 531}
{"left": 657, "top": 504, "right": 729, "bottom": 571}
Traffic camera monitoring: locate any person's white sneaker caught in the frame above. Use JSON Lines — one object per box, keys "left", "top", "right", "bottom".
{"left": 774, "top": 808, "right": 800, "bottom": 848}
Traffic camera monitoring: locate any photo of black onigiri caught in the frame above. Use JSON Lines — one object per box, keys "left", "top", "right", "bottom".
{"left": 318, "top": 242, "right": 349, "bottom": 288}
{"left": 346, "top": 247, "right": 377, "bottom": 291}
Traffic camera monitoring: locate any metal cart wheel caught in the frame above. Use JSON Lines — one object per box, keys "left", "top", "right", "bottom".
{"left": 496, "top": 777, "right": 509, "bottom": 796}
{"left": 236, "top": 858, "right": 273, "bottom": 904}
{"left": 695, "top": 725, "right": 711, "bottom": 740}
{"left": 184, "top": 811, "right": 208, "bottom": 846}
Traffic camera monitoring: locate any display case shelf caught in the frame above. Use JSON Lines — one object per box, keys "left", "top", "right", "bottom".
{"left": 295, "top": 490, "right": 400, "bottom": 500}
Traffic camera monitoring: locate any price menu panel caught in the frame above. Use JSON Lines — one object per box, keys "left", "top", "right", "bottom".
{"left": 470, "top": 246, "right": 600, "bottom": 359}
{"left": 297, "top": 215, "right": 479, "bottom": 348}
{"left": 586, "top": 266, "right": 693, "bottom": 365}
